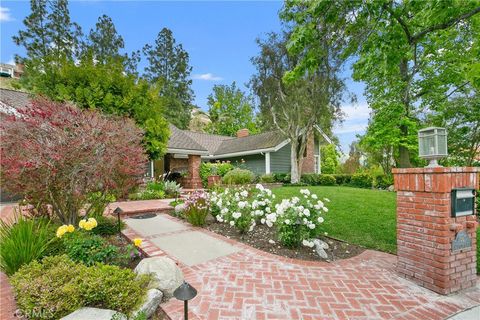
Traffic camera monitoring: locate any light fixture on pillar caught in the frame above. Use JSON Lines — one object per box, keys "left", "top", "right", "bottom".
{"left": 418, "top": 127, "right": 447, "bottom": 167}
{"left": 173, "top": 281, "right": 197, "bottom": 320}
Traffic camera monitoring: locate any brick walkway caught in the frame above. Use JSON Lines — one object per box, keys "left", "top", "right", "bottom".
{"left": 123, "top": 213, "right": 480, "bottom": 320}
{"left": 0, "top": 204, "right": 18, "bottom": 320}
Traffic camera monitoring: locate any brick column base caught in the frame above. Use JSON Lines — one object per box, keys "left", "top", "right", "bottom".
{"left": 183, "top": 155, "right": 203, "bottom": 189}
{"left": 393, "top": 167, "right": 478, "bottom": 295}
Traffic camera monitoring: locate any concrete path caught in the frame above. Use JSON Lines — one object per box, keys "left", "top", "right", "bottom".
{"left": 123, "top": 213, "right": 480, "bottom": 320}
{"left": 447, "top": 306, "right": 480, "bottom": 320}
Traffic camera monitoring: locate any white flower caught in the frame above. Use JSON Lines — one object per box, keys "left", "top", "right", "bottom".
{"left": 311, "top": 194, "right": 318, "bottom": 199}
{"left": 249, "top": 225, "right": 254, "bottom": 232}
{"left": 300, "top": 189, "right": 310, "bottom": 196}
{"left": 256, "top": 184, "right": 264, "bottom": 190}
{"left": 303, "top": 208, "right": 310, "bottom": 216}
{"left": 240, "top": 190, "right": 248, "bottom": 197}
{"left": 266, "top": 220, "right": 273, "bottom": 227}
{"left": 232, "top": 212, "right": 241, "bottom": 219}
{"left": 221, "top": 208, "right": 228, "bottom": 214}
{"left": 268, "top": 239, "right": 275, "bottom": 244}
{"left": 216, "top": 215, "right": 224, "bottom": 222}
{"left": 238, "top": 201, "right": 247, "bottom": 209}
{"left": 317, "top": 216, "right": 324, "bottom": 223}
{"left": 308, "top": 223, "right": 315, "bottom": 230}
{"left": 230, "top": 221, "right": 235, "bottom": 226}
{"left": 323, "top": 198, "right": 330, "bottom": 202}
{"left": 322, "top": 207, "right": 329, "bottom": 212}
{"left": 324, "top": 232, "right": 328, "bottom": 236}
{"left": 285, "top": 219, "right": 291, "bottom": 225}
{"left": 260, "top": 218, "right": 266, "bottom": 224}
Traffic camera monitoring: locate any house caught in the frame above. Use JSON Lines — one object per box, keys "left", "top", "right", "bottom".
{"left": 154, "top": 125, "right": 326, "bottom": 188}
{"left": 0, "top": 88, "right": 328, "bottom": 189}
{"left": 0, "top": 63, "right": 24, "bottom": 79}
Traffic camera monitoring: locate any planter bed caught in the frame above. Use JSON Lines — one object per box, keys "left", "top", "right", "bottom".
{"left": 201, "top": 218, "right": 365, "bottom": 262}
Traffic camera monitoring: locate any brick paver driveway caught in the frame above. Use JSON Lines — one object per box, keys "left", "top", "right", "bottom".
{"left": 123, "top": 213, "right": 480, "bottom": 320}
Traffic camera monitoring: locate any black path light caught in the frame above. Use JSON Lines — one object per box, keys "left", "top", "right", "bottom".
{"left": 113, "top": 207, "right": 123, "bottom": 235}
{"left": 173, "top": 281, "right": 198, "bottom": 320}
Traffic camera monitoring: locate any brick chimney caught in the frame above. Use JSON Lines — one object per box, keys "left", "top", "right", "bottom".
{"left": 236, "top": 128, "right": 249, "bottom": 138}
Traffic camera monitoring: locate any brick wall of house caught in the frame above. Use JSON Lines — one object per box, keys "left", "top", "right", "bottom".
{"left": 393, "top": 167, "right": 479, "bottom": 295}
{"left": 301, "top": 133, "right": 315, "bottom": 174}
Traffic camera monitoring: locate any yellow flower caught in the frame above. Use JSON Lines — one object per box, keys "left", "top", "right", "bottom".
{"left": 87, "top": 217, "right": 98, "bottom": 228}
{"left": 56, "top": 225, "right": 68, "bottom": 238}
{"left": 79, "top": 219, "right": 87, "bottom": 229}
{"left": 133, "top": 238, "right": 142, "bottom": 247}
{"left": 67, "top": 224, "right": 75, "bottom": 233}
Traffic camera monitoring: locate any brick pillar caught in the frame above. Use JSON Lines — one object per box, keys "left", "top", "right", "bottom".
{"left": 184, "top": 155, "right": 203, "bottom": 189}
{"left": 393, "top": 167, "right": 479, "bottom": 295}
{"left": 301, "top": 133, "right": 315, "bottom": 174}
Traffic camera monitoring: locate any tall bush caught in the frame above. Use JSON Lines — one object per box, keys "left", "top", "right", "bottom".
{"left": 199, "top": 161, "right": 234, "bottom": 186}
{"left": 1, "top": 98, "right": 148, "bottom": 224}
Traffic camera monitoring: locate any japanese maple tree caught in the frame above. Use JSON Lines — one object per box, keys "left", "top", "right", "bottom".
{"left": 1, "top": 98, "right": 148, "bottom": 224}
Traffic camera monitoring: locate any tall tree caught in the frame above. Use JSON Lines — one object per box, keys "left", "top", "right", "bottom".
{"left": 143, "top": 28, "right": 193, "bottom": 128}
{"left": 13, "top": 0, "right": 82, "bottom": 67}
{"left": 207, "top": 82, "right": 258, "bottom": 136}
{"left": 83, "top": 14, "right": 124, "bottom": 64}
{"left": 282, "top": 0, "right": 480, "bottom": 168}
{"left": 250, "top": 32, "right": 345, "bottom": 183}
{"left": 29, "top": 55, "right": 170, "bottom": 159}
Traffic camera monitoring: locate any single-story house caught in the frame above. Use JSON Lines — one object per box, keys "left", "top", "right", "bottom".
{"left": 153, "top": 125, "right": 327, "bottom": 188}
{"left": 0, "top": 88, "right": 329, "bottom": 190}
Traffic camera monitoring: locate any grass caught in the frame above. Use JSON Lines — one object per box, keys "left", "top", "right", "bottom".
{"left": 273, "top": 186, "right": 398, "bottom": 254}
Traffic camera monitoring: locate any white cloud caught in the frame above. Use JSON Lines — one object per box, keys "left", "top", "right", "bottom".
{"left": 6, "top": 57, "right": 15, "bottom": 65}
{"left": 0, "top": 6, "right": 14, "bottom": 22}
{"left": 341, "top": 103, "right": 371, "bottom": 121}
{"left": 192, "top": 73, "right": 223, "bottom": 81}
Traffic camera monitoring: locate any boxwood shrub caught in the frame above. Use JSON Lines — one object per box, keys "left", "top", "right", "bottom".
{"left": 301, "top": 174, "right": 337, "bottom": 186}
{"left": 11, "top": 255, "right": 149, "bottom": 320}
{"left": 350, "top": 172, "right": 374, "bottom": 188}
{"left": 222, "top": 168, "right": 255, "bottom": 185}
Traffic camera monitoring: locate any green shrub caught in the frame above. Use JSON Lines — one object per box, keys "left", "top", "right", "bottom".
{"left": 199, "top": 162, "right": 234, "bottom": 186}
{"left": 374, "top": 175, "right": 394, "bottom": 189}
{"left": 259, "top": 174, "right": 275, "bottom": 183}
{"left": 91, "top": 215, "right": 125, "bottom": 236}
{"left": 87, "top": 192, "right": 116, "bottom": 218}
{"left": 222, "top": 168, "right": 255, "bottom": 185}
{"left": 11, "top": 255, "right": 149, "bottom": 319}
{"left": 351, "top": 172, "right": 373, "bottom": 188}
{"left": 301, "top": 174, "right": 336, "bottom": 186}
{"left": 62, "top": 232, "right": 120, "bottom": 266}
{"left": 273, "top": 173, "right": 290, "bottom": 183}
{"left": 332, "top": 174, "right": 352, "bottom": 185}
{"left": 129, "top": 189, "right": 165, "bottom": 200}
{"left": 0, "top": 216, "right": 54, "bottom": 276}
{"left": 163, "top": 180, "right": 182, "bottom": 198}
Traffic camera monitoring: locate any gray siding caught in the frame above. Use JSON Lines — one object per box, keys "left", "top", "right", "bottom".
{"left": 270, "top": 143, "right": 291, "bottom": 173}
{"left": 227, "top": 154, "right": 266, "bottom": 174}
{"left": 314, "top": 138, "right": 320, "bottom": 156}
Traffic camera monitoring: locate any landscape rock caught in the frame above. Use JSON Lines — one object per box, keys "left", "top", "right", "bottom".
{"left": 387, "top": 185, "right": 395, "bottom": 192}
{"left": 316, "top": 247, "right": 329, "bottom": 259}
{"left": 313, "top": 239, "right": 329, "bottom": 250}
{"left": 135, "top": 256, "right": 184, "bottom": 300}
{"left": 61, "top": 307, "right": 126, "bottom": 320}
{"left": 132, "top": 289, "right": 163, "bottom": 318}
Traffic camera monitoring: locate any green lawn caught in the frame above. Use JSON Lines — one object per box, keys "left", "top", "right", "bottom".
{"left": 273, "top": 186, "right": 398, "bottom": 253}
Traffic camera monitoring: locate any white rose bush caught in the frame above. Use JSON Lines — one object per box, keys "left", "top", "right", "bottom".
{"left": 207, "top": 185, "right": 328, "bottom": 247}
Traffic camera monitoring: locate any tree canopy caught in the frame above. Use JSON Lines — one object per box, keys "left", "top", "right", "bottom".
{"left": 207, "top": 82, "right": 258, "bottom": 136}
{"left": 282, "top": 0, "right": 480, "bottom": 168}
{"left": 143, "top": 28, "right": 194, "bottom": 129}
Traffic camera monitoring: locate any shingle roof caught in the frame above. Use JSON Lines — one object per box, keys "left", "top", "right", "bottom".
{"left": 215, "top": 130, "right": 286, "bottom": 155}
{"left": 167, "top": 125, "right": 208, "bottom": 153}
{"left": 0, "top": 88, "right": 31, "bottom": 110}
{"left": 182, "top": 130, "right": 234, "bottom": 154}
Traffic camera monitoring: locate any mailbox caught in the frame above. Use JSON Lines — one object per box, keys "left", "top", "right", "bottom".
{"left": 451, "top": 188, "right": 476, "bottom": 217}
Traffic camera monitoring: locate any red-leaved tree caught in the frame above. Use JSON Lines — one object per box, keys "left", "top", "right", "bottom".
{"left": 1, "top": 98, "right": 148, "bottom": 224}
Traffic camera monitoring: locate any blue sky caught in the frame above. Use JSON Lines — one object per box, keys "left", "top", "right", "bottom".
{"left": 0, "top": 1, "right": 369, "bottom": 154}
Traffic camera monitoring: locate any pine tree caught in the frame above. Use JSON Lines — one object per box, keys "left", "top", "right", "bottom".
{"left": 143, "top": 28, "right": 193, "bottom": 128}
{"left": 84, "top": 14, "right": 125, "bottom": 64}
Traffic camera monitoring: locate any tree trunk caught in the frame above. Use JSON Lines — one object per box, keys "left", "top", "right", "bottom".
{"left": 290, "top": 140, "right": 300, "bottom": 183}
{"left": 398, "top": 124, "right": 411, "bottom": 168}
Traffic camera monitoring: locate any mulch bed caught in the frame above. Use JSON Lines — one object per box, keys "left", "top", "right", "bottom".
{"left": 204, "top": 220, "right": 365, "bottom": 262}
{"left": 106, "top": 234, "right": 143, "bottom": 270}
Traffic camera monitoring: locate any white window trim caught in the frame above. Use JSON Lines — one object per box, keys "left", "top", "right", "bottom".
{"left": 265, "top": 152, "right": 271, "bottom": 174}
